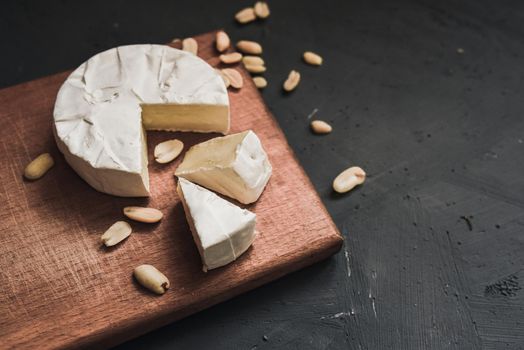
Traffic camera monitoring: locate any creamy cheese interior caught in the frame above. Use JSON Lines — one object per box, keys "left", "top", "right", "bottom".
{"left": 176, "top": 131, "right": 246, "bottom": 170}
{"left": 175, "top": 130, "right": 272, "bottom": 204}
{"left": 142, "top": 104, "right": 229, "bottom": 133}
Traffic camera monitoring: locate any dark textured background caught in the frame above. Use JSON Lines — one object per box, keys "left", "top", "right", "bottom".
{"left": 2, "top": 0, "right": 524, "bottom": 349}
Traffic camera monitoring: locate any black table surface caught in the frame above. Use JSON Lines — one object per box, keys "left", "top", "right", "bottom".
{"left": 2, "top": 1, "right": 524, "bottom": 349}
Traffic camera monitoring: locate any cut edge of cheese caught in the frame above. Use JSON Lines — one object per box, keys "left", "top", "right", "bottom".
{"left": 175, "top": 130, "right": 272, "bottom": 204}
{"left": 177, "top": 177, "right": 257, "bottom": 272}
{"left": 142, "top": 104, "right": 230, "bottom": 134}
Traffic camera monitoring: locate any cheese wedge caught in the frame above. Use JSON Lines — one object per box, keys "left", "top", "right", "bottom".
{"left": 53, "top": 44, "right": 229, "bottom": 197}
{"left": 177, "top": 178, "right": 256, "bottom": 271}
{"left": 175, "top": 130, "right": 272, "bottom": 204}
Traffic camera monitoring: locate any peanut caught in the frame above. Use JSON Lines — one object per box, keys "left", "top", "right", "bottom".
{"left": 235, "top": 7, "right": 256, "bottom": 24}
{"left": 219, "top": 52, "right": 243, "bottom": 64}
{"left": 237, "top": 40, "right": 262, "bottom": 55}
{"left": 253, "top": 76, "right": 267, "bottom": 89}
{"left": 310, "top": 120, "right": 332, "bottom": 134}
{"left": 154, "top": 139, "right": 184, "bottom": 164}
{"left": 24, "top": 153, "right": 54, "bottom": 180}
{"left": 123, "top": 207, "right": 163, "bottom": 223}
{"left": 332, "top": 167, "right": 366, "bottom": 193}
{"left": 283, "top": 70, "right": 300, "bottom": 92}
{"left": 254, "top": 1, "right": 270, "bottom": 18}
{"left": 216, "top": 69, "right": 231, "bottom": 88}
{"left": 303, "top": 51, "right": 323, "bottom": 66}
{"left": 101, "top": 221, "right": 132, "bottom": 247}
{"left": 221, "top": 68, "right": 243, "bottom": 89}
{"left": 182, "top": 38, "right": 198, "bottom": 55}
{"left": 244, "top": 64, "right": 266, "bottom": 73}
{"left": 133, "top": 264, "right": 170, "bottom": 295}
{"left": 216, "top": 31, "right": 230, "bottom": 52}
{"left": 243, "top": 56, "right": 265, "bottom": 66}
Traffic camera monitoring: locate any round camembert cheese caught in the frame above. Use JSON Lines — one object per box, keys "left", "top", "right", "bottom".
{"left": 53, "top": 44, "right": 229, "bottom": 197}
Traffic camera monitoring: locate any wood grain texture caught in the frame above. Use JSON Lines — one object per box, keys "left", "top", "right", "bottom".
{"left": 0, "top": 31, "right": 343, "bottom": 350}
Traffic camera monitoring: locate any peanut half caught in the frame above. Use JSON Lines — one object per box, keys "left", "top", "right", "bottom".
{"left": 216, "top": 69, "right": 231, "bottom": 88}
{"left": 24, "top": 153, "right": 54, "bottom": 180}
{"left": 303, "top": 51, "right": 323, "bottom": 66}
{"left": 235, "top": 7, "right": 256, "bottom": 24}
{"left": 123, "top": 207, "right": 163, "bottom": 223}
{"left": 253, "top": 76, "right": 267, "bottom": 89}
{"left": 133, "top": 264, "right": 170, "bottom": 295}
{"left": 332, "top": 167, "right": 366, "bottom": 194}
{"left": 216, "top": 31, "right": 230, "bottom": 52}
{"left": 101, "top": 221, "right": 132, "bottom": 247}
{"left": 154, "top": 139, "right": 184, "bottom": 164}
{"left": 221, "top": 68, "right": 244, "bottom": 89}
{"left": 244, "top": 64, "right": 266, "bottom": 73}
{"left": 283, "top": 70, "right": 301, "bottom": 92}
{"left": 243, "top": 56, "right": 265, "bottom": 66}
{"left": 310, "top": 120, "right": 332, "bottom": 134}
{"left": 237, "top": 40, "right": 263, "bottom": 55}
{"left": 182, "top": 37, "right": 198, "bottom": 55}
{"left": 219, "top": 52, "right": 243, "bottom": 64}
{"left": 254, "top": 1, "right": 270, "bottom": 18}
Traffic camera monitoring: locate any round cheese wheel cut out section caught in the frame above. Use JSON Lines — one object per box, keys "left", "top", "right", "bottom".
{"left": 53, "top": 44, "right": 230, "bottom": 197}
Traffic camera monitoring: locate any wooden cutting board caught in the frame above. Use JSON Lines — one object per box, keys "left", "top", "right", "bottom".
{"left": 0, "top": 31, "right": 343, "bottom": 349}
